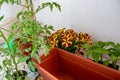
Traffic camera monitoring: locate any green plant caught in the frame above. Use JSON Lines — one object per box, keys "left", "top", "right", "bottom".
{"left": 0, "top": 0, "right": 61, "bottom": 79}
{"left": 82, "top": 41, "right": 120, "bottom": 70}
{"left": 47, "top": 28, "right": 92, "bottom": 54}
{"left": 107, "top": 43, "right": 120, "bottom": 69}
{"left": 81, "top": 41, "right": 112, "bottom": 63}
{"left": 0, "top": 18, "right": 29, "bottom": 80}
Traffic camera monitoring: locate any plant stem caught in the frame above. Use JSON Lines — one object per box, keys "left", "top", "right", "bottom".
{"left": 15, "top": 2, "right": 27, "bottom": 8}
{"left": 30, "top": 0, "right": 36, "bottom": 20}
{"left": 30, "top": 0, "right": 34, "bottom": 14}
{"left": 101, "top": 54, "right": 103, "bottom": 61}
{"left": 113, "top": 57, "right": 118, "bottom": 69}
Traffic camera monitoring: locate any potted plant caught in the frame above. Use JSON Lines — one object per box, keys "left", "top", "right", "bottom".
{"left": 0, "top": 0, "right": 61, "bottom": 79}
{"left": 47, "top": 28, "right": 93, "bottom": 55}
{"left": 81, "top": 41, "right": 120, "bottom": 70}
{"left": 106, "top": 43, "right": 120, "bottom": 70}
{"left": 0, "top": 0, "right": 61, "bottom": 72}
{"left": 0, "top": 17, "right": 28, "bottom": 80}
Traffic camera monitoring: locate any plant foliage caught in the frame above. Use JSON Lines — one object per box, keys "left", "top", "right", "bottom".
{"left": 0, "top": 0, "right": 61, "bottom": 79}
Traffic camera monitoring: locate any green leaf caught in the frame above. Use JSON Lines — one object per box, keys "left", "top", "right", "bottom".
{"left": 12, "top": 40, "right": 18, "bottom": 55}
{"left": 0, "top": 15, "right": 4, "bottom": 21}
{"left": 50, "top": 4, "right": 53, "bottom": 11}
{"left": 48, "top": 25, "right": 54, "bottom": 31}
{"left": 86, "top": 49, "right": 93, "bottom": 57}
{"left": 103, "top": 60, "right": 110, "bottom": 66}
{"left": 92, "top": 53, "right": 101, "bottom": 62}
{"left": 17, "top": 12, "right": 23, "bottom": 19}
{"left": 6, "top": 69, "right": 11, "bottom": 74}
{"left": 15, "top": 0, "right": 19, "bottom": 4}
{"left": 5, "top": 0, "right": 9, "bottom": 3}
{"left": 11, "top": 24, "right": 17, "bottom": 30}
{"left": 0, "top": 47, "right": 4, "bottom": 52}
{"left": 46, "top": 30, "right": 51, "bottom": 34}
{"left": 31, "top": 45, "right": 38, "bottom": 57}
{"left": 24, "top": 47, "right": 31, "bottom": 53}
{"left": 52, "top": 2, "right": 61, "bottom": 11}
{"left": 44, "top": 43, "right": 50, "bottom": 56}
{"left": 0, "top": 1, "right": 4, "bottom": 8}
{"left": 114, "top": 44, "right": 120, "bottom": 56}
{"left": 3, "top": 59, "right": 11, "bottom": 66}
{"left": 81, "top": 43, "right": 91, "bottom": 49}
{"left": 5, "top": 74, "right": 13, "bottom": 80}
{"left": 36, "top": 6, "right": 41, "bottom": 12}
{"left": 105, "top": 41, "right": 115, "bottom": 46}
{"left": 94, "top": 41, "right": 106, "bottom": 48}
{"left": 28, "top": 61, "right": 36, "bottom": 72}
{"left": 10, "top": 0, "right": 14, "bottom": 5}
{"left": 94, "top": 48, "right": 108, "bottom": 54}
{"left": 0, "top": 65, "right": 2, "bottom": 71}
{"left": 25, "top": 76, "right": 30, "bottom": 80}
{"left": 18, "top": 56, "right": 29, "bottom": 63}
{"left": 111, "top": 55, "right": 117, "bottom": 62}
{"left": 34, "top": 52, "right": 41, "bottom": 63}
{"left": 17, "top": 76, "right": 22, "bottom": 80}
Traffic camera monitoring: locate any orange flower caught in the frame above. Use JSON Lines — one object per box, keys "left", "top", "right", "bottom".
{"left": 62, "top": 37, "right": 72, "bottom": 47}
{"left": 56, "top": 28, "right": 65, "bottom": 35}
{"left": 47, "top": 28, "right": 93, "bottom": 53}
{"left": 50, "top": 38, "right": 58, "bottom": 48}
{"left": 66, "top": 29, "right": 74, "bottom": 34}
{"left": 78, "top": 32, "right": 92, "bottom": 45}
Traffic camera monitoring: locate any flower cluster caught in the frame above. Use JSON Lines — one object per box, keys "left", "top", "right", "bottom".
{"left": 47, "top": 28, "right": 93, "bottom": 55}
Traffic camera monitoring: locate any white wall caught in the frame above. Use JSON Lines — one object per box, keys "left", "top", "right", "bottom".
{"left": 35, "top": 0, "right": 120, "bottom": 43}
{"left": 0, "top": 3, "right": 22, "bottom": 43}
{"left": 1, "top": 0, "right": 120, "bottom": 43}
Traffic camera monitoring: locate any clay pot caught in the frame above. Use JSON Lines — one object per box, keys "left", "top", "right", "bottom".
{"left": 19, "top": 42, "right": 32, "bottom": 56}
{"left": 35, "top": 48, "right": 120, "bottom": 80}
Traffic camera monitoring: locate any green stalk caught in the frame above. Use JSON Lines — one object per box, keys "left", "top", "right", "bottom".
{"left": 30, "top": 0, "right": 37, "bottom": 41}
{"left": 100, "top": 54, "right": 103, "bottom": 62}
{"left": 25, "top": 0, "right": 30, "bottom": 12}
{"left": 113, "top": 57, "right": 118, "bottom": 69}
{"left": 30, "top": 0, "right": 36, "bottom": 20}
{"left": 0, "top": 30, "right": 19, "bottom": 75}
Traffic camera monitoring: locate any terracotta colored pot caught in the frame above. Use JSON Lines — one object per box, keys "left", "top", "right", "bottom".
{"left": 19, "top": 42, "right": 32, "bottom": 56}
{"left": 35, "top": 48, "right": 120, "bottom": 80}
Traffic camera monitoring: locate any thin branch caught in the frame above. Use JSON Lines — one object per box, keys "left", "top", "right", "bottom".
{"left": 0, "top": 27, "right": 12, "bottom": 33}
{"left": 15, "top": 2, "right": 27, "bottom": 8}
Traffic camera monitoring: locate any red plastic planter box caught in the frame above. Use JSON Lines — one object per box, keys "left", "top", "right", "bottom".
{"left": 35, "top": 48, "right": 120, "bottom": 80}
